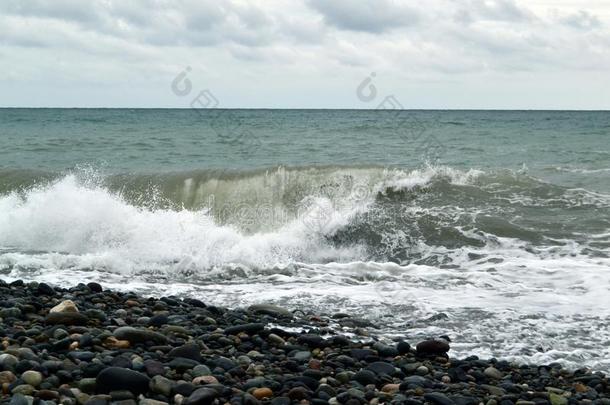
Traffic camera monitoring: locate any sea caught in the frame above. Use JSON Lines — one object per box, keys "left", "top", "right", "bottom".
{"left": 0, "top": 108, "right": 609, "bottom": 370}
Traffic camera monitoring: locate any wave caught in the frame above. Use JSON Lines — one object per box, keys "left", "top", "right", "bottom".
{"left": 0, "top": 165, "right": 608, "bottom": 278}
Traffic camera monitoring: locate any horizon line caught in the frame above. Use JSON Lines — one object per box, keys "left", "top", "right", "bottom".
{"left": 1, "top": 107, "right": 610, "bottom": 112}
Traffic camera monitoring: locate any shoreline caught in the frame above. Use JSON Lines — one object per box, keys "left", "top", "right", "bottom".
{"left": 0, "top": 279, "right": 608, "bottom": 405}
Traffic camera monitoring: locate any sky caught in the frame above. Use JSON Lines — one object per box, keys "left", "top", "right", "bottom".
{"left": 1, "top": 0, "right": 610, "bottom": 109}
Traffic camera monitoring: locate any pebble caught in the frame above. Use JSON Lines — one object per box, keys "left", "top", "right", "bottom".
{"left": 484, "top": 366, "right": 504, "bottom": 380}
{"left": 0, "top": 279, "right": 606, "bottom": 405}
{"left": 96, "top": 367, "right": 151, "bottom": 394}
{"left": 50, "top": 300, "right": 79, "bottom": 313}
{"left": 20, "top": 371, "right": 43, "bottom": 387}
{"left": 252, "top": 387, "right": 273, "bottom": 400}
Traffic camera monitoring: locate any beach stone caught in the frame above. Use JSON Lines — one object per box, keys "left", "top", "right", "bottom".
{"left": 373, "top": 342, "right": 399, "bottom": 357}
{"left": 96, "top": 367, "right": 151, "bottom": 394}
{"left": 270, "top": 397, "right": 290, "bottom": 405}
{"left": 0, "top": 354, "right": 18, "bottom": 370}
{"left": 352, "top": 370, "right": 377, "bottom": 385}
{"left": 38, "top": 283, "right": 55, "bottom": 295}
{"left": 192, "top": 376, "right": 218, "bottom": 385}
{"left": 267, "top": 334, "right": 285, "bottom": 345}
{"left": 45, "top": 312, "right": 89, "bottom": 326}
{"left": 298, "top": 334, "right": 326, "bottom": 348}
{"left": 169, "top": 344, "right": 202, "bottom": 362}
{"left": 191, "top": 365, "right": 212, "bottom": 377}
{"left": 12, "top": 384, "right": 35, "bottom": 395}
{"left": 549, "top": 393, "right": 568, "bottom": 405}
{"left": 9, "top": 393, "right": 29, "bottom": 405}
{"left": 169, "top": 357, "right": 200, "bottom": 371}
{"left": 382, "top": 383, "right": 400, "bottom": 394}
{"left": 416, "top": 365, "right": 429, "bottom": 375}
{"left": 0, "top": 307, "right": 21, "bottom": 318}
{"left": 79, "top": 378, "right": 98, "bottom": 393}
{"left": 484, "top": 366, "right": 503, "bottom": 380}
{"left": 252, "top": 387, "right": 273, "bottom": 400}
{"left": 223, "top": 323, "right": 265, "bottom": 335}
{"left": 21, "top": 370, "right": 43, "bottom": 387}
{"left": 293, "top": 351, "right": 312, "bottom": 362}
{"left": 287, "top": 387, "right": 310, "bottom": 401}
{"left": 148, "top": 314, "right": 168, "bottom": 327}
{"left": 367, "top": 361, "right": 395, "bottom": 375}
{"left": 424, "top": 393, "right": 456, "bottom": 405}
{"left": 139, "top": 400, "right": 169, "bottom": 405}
{"left": 481, "top": 384, "right": 506, "bottom": 396}
{"left": 416, "top": 339, "right": 450, "bottom": 356}
{"left": 113, "top": 327, "right": 168, "bottom": 344}
{"left": 183, "top": 387, "right": 218, "bottom": 405}
{"left": 50, "top": 300, "right": 79, "bottom": 313}
{"left": 150, "top": 375, "right": 173, "bottom": 396}
{"left": 248, "top": 304, "right": 293, "bottom": 318}
{"left": 0, "top": 370, "right": 16, "bottom": 384}
{"left": 396, "top": 341, "right": 411, "bottom": 354}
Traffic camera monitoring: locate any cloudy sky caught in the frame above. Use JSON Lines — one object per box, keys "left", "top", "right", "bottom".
{"left": 1, "top": 0, "right": 609, "bottom": 109}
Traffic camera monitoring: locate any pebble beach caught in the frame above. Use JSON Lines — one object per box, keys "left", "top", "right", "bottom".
{"left": 1, "top": 279, "right": 608, "bottom": 405}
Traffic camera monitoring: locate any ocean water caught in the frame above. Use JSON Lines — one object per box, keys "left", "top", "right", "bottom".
{"left": 1, "top": 108, "right": 609, "bottom": 370}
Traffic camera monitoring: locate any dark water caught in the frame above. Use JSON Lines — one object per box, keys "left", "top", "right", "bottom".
{"left": 0, "top": 108, "right": 609, "bottom": 370}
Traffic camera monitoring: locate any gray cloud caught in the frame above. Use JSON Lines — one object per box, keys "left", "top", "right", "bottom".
{"left": 307, "top": 0, "right": 418, "bottom": 33}
{"left": 0, "top": 0, "right": 609, "bottom": 108}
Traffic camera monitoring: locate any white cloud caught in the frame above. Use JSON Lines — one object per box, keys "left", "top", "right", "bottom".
{"left": 0, "top": 0, "right": 609, "bottom": 108}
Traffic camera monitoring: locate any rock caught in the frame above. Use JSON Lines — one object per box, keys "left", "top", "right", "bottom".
{"left": 45, "top": 312, "right": 89, "bottom": 326}
{"left": 549, "top": 393, "right": 568, "bottom": 405}
{"left": 270, "top": 398, "right": 290, "bottom": 405}
{"left": 287, "top": 387, "right": 310, "bottom": 401}
{"left": 484, "top": 366, "right": 503, "bottom": 380}
{"left": 79, "top": 378, "right": 98, "bottom": 393}
{"left": 150, "top": 375, "right": 173, "bottom": 397}
{"left": 480, "top": 384, "right": 506, "bottom": 396}
{"left": 0, "top": 370, "right": 16, "bottom": 384}
{"left": 183, "top": 387, "right": 218, "bottom": 405}
{"left": 248, "top": 304, "right": 293, "bottom": 318}
{"left": 168, "top": 344, "right": 202, "bottom": 362}
{"left": 168, "top": 357, "right": 200, "bottom": 371}
{"left": 38, "top": 282, "right": 55, "bottom": 295}
{"left": 104, "top": 336, "right": 130, "bottom": 349}
{"left": 292, "top": 351, "right": 312, "bottom": 362}
{"left": 382, "top": 383, "right": 400, "bottom": 394}
{"left": 139, "top": 399, "right": 169, "bottom": 405}
{"left": 96, "top": 367, "right": 151, "bottom": 395}
{"left": 267, "top": 334, "right": 285, "bottom": 345}
{"left": 252, "top": 387, "right": 273, "bottom": 400}
{"left": 373, "top": 342, "right": 399, "bottom": 357}
{"left": 416, "top": 338, "right": 450, "bottom": 356}
{"left": 11, "top": 384, "right": 35, "bottom": 395}
{"left": 113, "top": 327, "right": 168, "bottom": 344}
{"left": 9, "top": 393, "right": 29, "bottom": 405}
{"left": 21, "top": 370, "right": 43, "bottom": 387}
{"left": 148, "top": 314, "right": 169, "bottom": 327}
{"left": 424, "top": 393, "right": 456, "bottom": 405}
{"left": 352, "top": 370, "right": 377, "bottom": 385}
{"left": 192, "top": 376, "right": 218, "bottom": 385}
{"left": 50, "top": 300, "right": 79, "bottom": 313}
{"left": 0, "top": 307, "right": 21, "bottom": 318}
{"left": 191, "top": 365, "right": 212, "bottom": 377}
{"left": 367, "top": 361, "right": 396, "bottom": 375}
{"left": 0, "top": 353, "right": 18, "bottom": 370}
{"left": 87, "top": 282, "right": 103, "bottom": 292}
{"left": 223, "top": 323, "right": 265, "bottom": 335}
{"left": 416, "top": 365, "right": 429, "bottom": 375}
{"left": 396, "top": 341, "right": 411, "bottom": 354}
{"left": 298, "top": 334, "right": 326, "bottom": 348}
